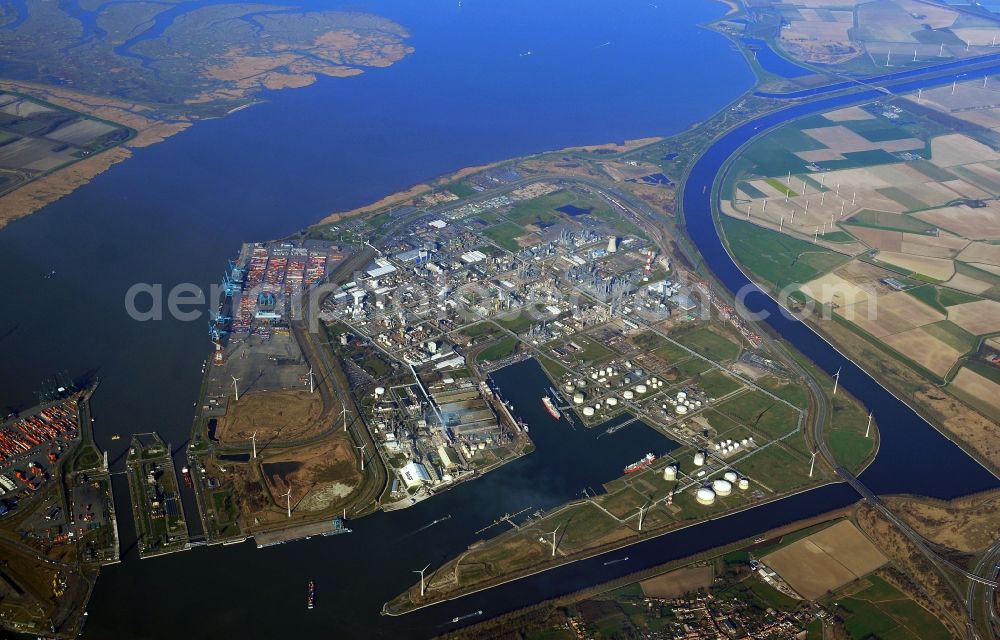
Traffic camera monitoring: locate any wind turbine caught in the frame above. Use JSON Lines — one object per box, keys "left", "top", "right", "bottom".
{"left": 342, "top": 405, "right": 348, "bottom": 432}
{"left": 865, "top": 411, "right": 873, "bottom": 438}
{"left": 809, "top": 451, "right": 817, "bottom": 478}
{"left": 356, "top": 443, "right": 367, "bottom": 471}
{"left": 542, "top": 526, "right": 560, "bottom": 557}
{"left": 308, "top": 367, "right": 315, "bottom": 394}
{"left": 251, "top": 431, "right": 257, "bottom": 459}
{"left": 414, "top": 563, "right": 430, "bottom": 597}
{"left": 231, "top": 375, "right": 240, "bottom": 401}
{"left": 833, "top": 366, "right": 841, "bottom": 395}
{"left": 283, "top": 486, "right": 292, "bottom": 518}
{"left": 636, "top": 505, "right": 646, "bottom": 532}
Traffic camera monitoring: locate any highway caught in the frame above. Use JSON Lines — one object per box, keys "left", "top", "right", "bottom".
{"left": 968, "top": 537, "right": 1000, "bottom": 639}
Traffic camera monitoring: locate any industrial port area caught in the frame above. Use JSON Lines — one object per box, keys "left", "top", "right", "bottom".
{"left": 0, "top": 154, "right": 876, "bottom": 638}
{"left": 0, "top": 385, "right": 119, "bottom": 637}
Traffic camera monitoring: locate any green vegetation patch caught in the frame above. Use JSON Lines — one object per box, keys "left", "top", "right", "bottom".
{"left": 738, "top": 445, "right": 809, "bottom": 493}
{"left": 828, "top": 575, "right": 952, "bottom": 640}
{"left": 443, "top": 180, "right": 478, "bottom": 198}
{"left": 755, "top": 375, "right": 808, "bottom": 409}
{"left": 674, "top": 326, "right": 742, "bottom": 361}
{"left": 964, "top": 359, "right": 1000, "bottom": 385}
{"left": 741, "top": 124, "right": 825, "bottom": 176}
{"left": 822, "top": 149, "right": 908, "bottom": 171}
{"left": 485, "top": 221, "right": 529, "bottom": 252}
{"left": 845, "top": 209, "right": 936, "bottom": 233}
{"left": 477, "top": 336, "right": 520, "bottom": 362}
{"left": 923, "top": 320, "right": 977, "bottom": 353}
{"left": 696, "top": 370, "right": 743, "bottom": 398}
{"left": 494, "top": 314, "right": 536, "bottom": 334}
{"left": 764, "top": 177, "right": 797, "bottom": 197}
{"left": 738, "top": 181, "right": 768, "bottom": 199}
{"left": 721, "top": 216, "right": 850, "bottom": 288}
{"left": 820, "top": 230, "right": 855, "bottom": 243}
{"left": 877, "top": 186, "right": 927, "bottom": 212}
{"left": 905, "top": 284, "right": 946, "bottom": 312}
{"left": 715, "top": 391, "right": 799, "bottom": 440}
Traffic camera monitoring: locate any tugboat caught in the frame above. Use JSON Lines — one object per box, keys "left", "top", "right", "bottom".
{"left": 181, "top": 466, "right": 193, "bottom": 489}
{"left": 307, "top": 581, "right": 315, "bottom": 610}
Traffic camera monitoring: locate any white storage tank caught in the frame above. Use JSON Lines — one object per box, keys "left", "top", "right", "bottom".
{"left": 738, "top": 477, "right": 750, "bottom": 490}
{"left": 676, "top": 404, "right": 688, "bottom": 415}
{"left": 696, "top": 487, "right": 716, "bottom": 505}
{"left": 676, "top": 391, "right": 687, "bottom": 402}
{"left": 374, "top": 387, "right": 386, "bottom": 396}
{"left": 636, "top": 384, "right": 647, "bottom": 394}
{"left": 564, "top": 382, "right": 575, "bottom": 393}
{"left": 606, "top": 397, "right": 618, "bottom": 406}
{"left": 623, "top": 390, "right": 635, "bottom": 400}
{"left": 693, "top": 451, "right": 705, "bottom": 466}
{"left": 582, "top": 406, "right": 595, "bottom": 417}
{"left": 573, "top": 392, "right": 585, "bottom": 404}
{"left": 712, "top": 479, "right": 733, "bottom": 496}
{"left": 723, "top": 471, "right": 738, "bottom": 483}
{"left": 575, "top": 379, "right": 587, "bottom": 389}
{"left": 663, "top": 464, "right": 678, "bottom": 481}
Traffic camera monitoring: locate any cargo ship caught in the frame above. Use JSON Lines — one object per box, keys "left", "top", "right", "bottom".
{"left": 624, "top": 453, "right": 656, "bottom": 474}
{"left": 181, "top": 466, "right": 193, "bottom": 489}
{"left": 307, "top": 581, "right": 315, "bottom": 610}
{"left": 541, "top": 396, "right": 561, "bottom": 420}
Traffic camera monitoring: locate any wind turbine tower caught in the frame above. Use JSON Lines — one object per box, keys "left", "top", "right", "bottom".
{"left": 415, "top": 564, "right": 430, "bottom": 597}
{"left": 251, "top": 431, "right": 257, "bottom": 459}
{"left": 308, "top": 367, "right": 315, "bottom": 394}
{"left": 231, "top": 376, "right": 240, "bottom": 402}
{"left": 283, "top": 487, "right": 292, "bottom": 518}
{"left": 833, "top": 366, "right": 841, "bottom": 395}
{"left": 356, "top": 443, "right": 367, "bottom": 471}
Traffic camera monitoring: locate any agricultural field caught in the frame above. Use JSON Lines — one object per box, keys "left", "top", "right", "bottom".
{"left": 762, "top": 520, "right": 887, "bottom": 600}
{"left": 822, "top": 574, "right": 952, "bottom": 640}
{"left": 0, "top": 92, "right": 130, "bottom": 196}
{"left": 723, "top": 93, "right": 1000, "bottom": 467}
{"left": 748, "top": 0, "right": 998, "bottom": 71}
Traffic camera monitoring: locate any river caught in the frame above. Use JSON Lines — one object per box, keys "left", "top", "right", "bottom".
{"left": 1, "top": 0, "right": 997, "bottom": 637}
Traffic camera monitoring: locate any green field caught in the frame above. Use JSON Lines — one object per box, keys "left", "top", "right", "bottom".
{"left": 484, "top": 221, "right": 528, "bottom": 252}
{"left": 755, "top": 375, "right": 808, "bottom": 409}
{"left": 827, "top": 575, "right": 951, "bottom": 640}
{"left": 696, "top": 369, "right": 743, "bottom": 398}
{"left": 477, "top": 336, "right": 520, "bottom": 362}
{"left": 844, "top": 210, "right": 936, "bottom": 234}
{"left": 715, "top": 391, "right": 799, "bottom": 440}
{"left": 674, "top": 326, "right": 742, "bottom": 361}
{"left": 721, "top": 216, "right": 850, "bottom": 288}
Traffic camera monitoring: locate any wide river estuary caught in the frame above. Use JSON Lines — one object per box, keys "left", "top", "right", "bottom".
{"left": 0, "top": 1, "right": 996, "bottom": 637}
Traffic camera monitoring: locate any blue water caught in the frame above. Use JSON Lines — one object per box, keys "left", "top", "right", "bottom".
{"left": 743, "top": 37, "right": 813, "bottom": 78}
{"left": 2, "top": 0, "right": 997, "bottom": 637}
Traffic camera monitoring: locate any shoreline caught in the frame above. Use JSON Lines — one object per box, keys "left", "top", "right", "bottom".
{"left": 383, "top": 477, "right": 843, "bottom": 616}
